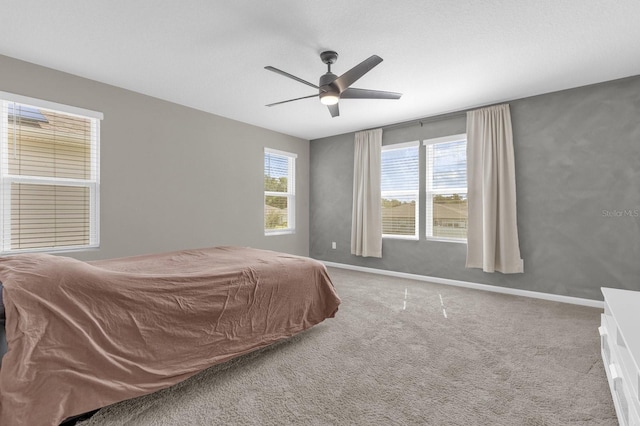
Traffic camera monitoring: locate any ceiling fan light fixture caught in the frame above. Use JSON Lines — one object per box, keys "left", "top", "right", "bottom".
{"left": 320, "top": 91, "right": 339, "bottom": 105}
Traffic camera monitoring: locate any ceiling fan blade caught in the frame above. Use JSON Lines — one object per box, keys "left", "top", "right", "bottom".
{"left": 264, "top": 66, "right": 319, "bottom": 90}
{"left": 332, "top": 55, "right": 383, "bottom": 93}
{"left": 340, "top": 88, "right": 402, "bottom": 100}
{"left": 327, "top": 103, "right": 339, "bottom": 118}
{"left": 266, "top": 94, "right": 318, "bottom": 107}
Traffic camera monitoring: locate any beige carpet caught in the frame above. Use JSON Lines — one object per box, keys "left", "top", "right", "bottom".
{"left": 79, "top": 267, "right": 616, "bottom": 425}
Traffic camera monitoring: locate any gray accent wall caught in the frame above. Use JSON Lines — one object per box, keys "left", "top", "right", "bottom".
{"left": 0, "top": 54, "right": 309, "bottom": 260}
{"left": 310, "top": 75, "right": 640, "bottom": 300}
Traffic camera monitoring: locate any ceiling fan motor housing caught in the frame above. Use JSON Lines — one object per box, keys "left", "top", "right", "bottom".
{"left": 319, "top": 72, "right": 339, "bottom": 104}
{"left": 319, "top": 72, "right": 338, "bottom": 90}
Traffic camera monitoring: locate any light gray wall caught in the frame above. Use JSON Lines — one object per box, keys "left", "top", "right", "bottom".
{"left": 0, "top": 54, "right": 309, "bottom": 260}
{"left": 311, "top": 75, "right": 640, "bottom": 301}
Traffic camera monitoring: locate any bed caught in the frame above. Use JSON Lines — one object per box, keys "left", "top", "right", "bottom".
{"left": 0, "top": 246, "right": 340, "bottom": 426}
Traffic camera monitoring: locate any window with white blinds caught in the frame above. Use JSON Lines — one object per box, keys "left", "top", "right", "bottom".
{"left": 264, "top": 148, "right": 296, "bottom": 235}
{"left": 424, "top": 134, "right": 467, "bottom": 241}
{"left": 381, "top": 141, "right": 419, "bottom": 239}
{"left": 0, "top": 92, "right": 102, "bottom": 253}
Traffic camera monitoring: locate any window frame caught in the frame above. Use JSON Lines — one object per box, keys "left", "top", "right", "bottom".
{"left": 423, "top": 133, "right": 468, "bottom": 243}
{"left": 381, "top": 140, "right": 420, "bottom": 240}
{"left": 0, "top": 91, "right": 102, "bottom": 254}
{"left": 264, "top": 147, "right": 296, "bottom": 236}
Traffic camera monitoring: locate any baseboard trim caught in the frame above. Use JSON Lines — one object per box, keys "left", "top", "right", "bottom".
{"left": 321, "top": 261, "right": 604, "bottom": 309}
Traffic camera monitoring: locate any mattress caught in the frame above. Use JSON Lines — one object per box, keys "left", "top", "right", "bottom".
{"left": 0, "top": 246, "right": 340, "bottom": 426}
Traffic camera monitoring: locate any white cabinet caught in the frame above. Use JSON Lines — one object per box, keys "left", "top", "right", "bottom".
{"left": 600, "top": 287, "right": 640, "bottom": 426}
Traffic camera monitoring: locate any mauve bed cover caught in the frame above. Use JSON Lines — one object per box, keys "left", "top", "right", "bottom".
{"left": 0, "top": 246, "right": 340, "bottom": 426}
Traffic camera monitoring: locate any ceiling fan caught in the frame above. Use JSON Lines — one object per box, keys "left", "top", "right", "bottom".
{"left": 265, "top": 51, "right": 402, "bottom": 117}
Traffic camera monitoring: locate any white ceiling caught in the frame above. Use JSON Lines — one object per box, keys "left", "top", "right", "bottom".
{"left": 1, "top": 1, "right": 640, "bottom": 140}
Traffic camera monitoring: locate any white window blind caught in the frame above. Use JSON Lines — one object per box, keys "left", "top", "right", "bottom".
{"left": 264, "top": 148, "right": 296, "bottom": 235}
{"left": 381, "top": 141, "right": 419, "bottom": 239}
{"left": 0, "top": 93, "right": 102, "bottom": 253}
{"left": 424, "top": 134, "right": 467, "bottom": 241}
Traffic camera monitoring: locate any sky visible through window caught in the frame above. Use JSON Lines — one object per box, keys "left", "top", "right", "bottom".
{"left": 264, "top": 154, "right": 288, "bottom": 180}
{"left": 7, "top": 104, "right": 48, "bottom": 122}
{"left": 381, "top": 141, "right": 467, "bottom": 192}
{"left": 432, "top": 140, "right": 466, "bottom": 191}
{"left": 381, "top": 146, "right": 418, "bottom": 191}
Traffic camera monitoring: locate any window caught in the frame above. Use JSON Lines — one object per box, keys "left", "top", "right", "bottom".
{"left": 424, "top": 134, "right": 467, "bottom": 242}
{"left": 264, "top": 148, "right": 296, "bottom": 235}
{"left": 381, "top": 141, "right": 419, "bottom": 239}
{"left": 0, "top": 92, "right": 102, "bottom": 253}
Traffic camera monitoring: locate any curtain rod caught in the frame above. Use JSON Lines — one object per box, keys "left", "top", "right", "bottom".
{"left": 370, "top": 110, "right": 466, "bottom": 133}
{"left": 366, "top": 100, "right": 509, "bottom": 133}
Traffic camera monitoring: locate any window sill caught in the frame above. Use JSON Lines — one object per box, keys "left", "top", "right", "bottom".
{"left": 382, "top": 235, "right": 419, "bottom": 241}
{"left": 426, "top": 237, "right": 467, "bottom": 244}
{"left": 1, "top": 245, "right": 100, "bottom": 256}
{"left": 265, "top": 230, "right": 295, "bottom": 236}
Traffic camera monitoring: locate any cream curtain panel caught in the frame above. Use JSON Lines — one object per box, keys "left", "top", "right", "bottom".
{"left": 351, "top": 129, "right": 382, "bottom": 258}
{"left": 466, "top": 104, "right": 524, "bottom": 273}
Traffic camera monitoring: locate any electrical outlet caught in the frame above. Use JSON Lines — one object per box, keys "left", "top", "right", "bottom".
{"left": 331, "top": 242, "right": 336, "bottom": 249}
